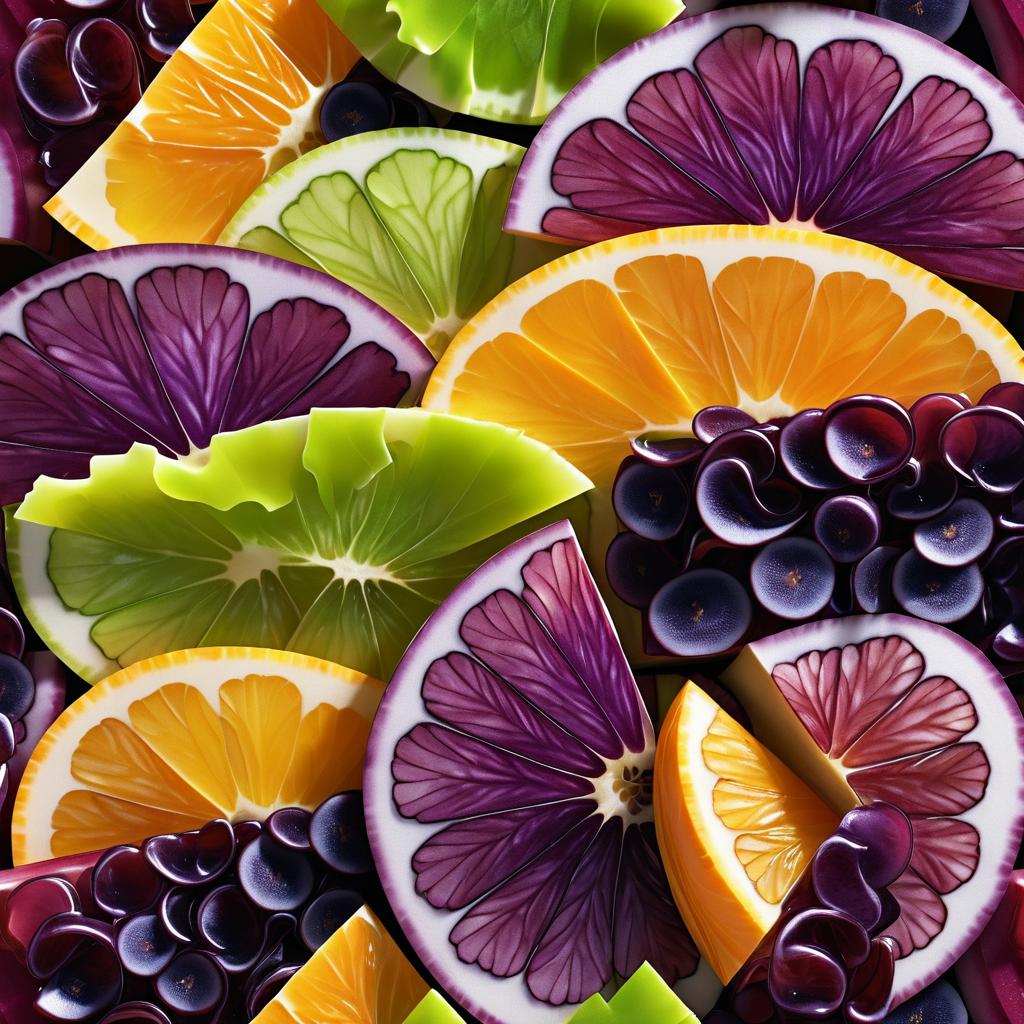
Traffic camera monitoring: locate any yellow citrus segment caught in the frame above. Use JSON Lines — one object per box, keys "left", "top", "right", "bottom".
{"left": 11, "top": 648, "right": 383, "bottom": 864}
{"left": 654, "top": 682, "right": 837, "bottom": 983}
{"left": 44, "top": 0, "right": 359, "bottom": 247}
{"left": 253, "top": 906, "right": 428, "bottom": 1024}
{"left": 426, "top": 226, "right": 1021, "bottom": 497}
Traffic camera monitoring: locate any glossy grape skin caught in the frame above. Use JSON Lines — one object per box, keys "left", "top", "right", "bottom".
{"left": 875, "top": 0, "right": 969, "bottom": 42}
{"left": 319, "top": 82, "right": 394, "bottom": 142}
{"left": 154, "top": 951, "right": 225, "bottom": 1016}
{"left": 92, "top": 846, "right": 163, "bottom": 918}
{"left": 36, "top": 944, "right": 124, "bottom": 1022}
{"left": 0, "top": 651, "right": 36, "bottom": 722}
{"left": 309, "top": 793, "right": 374, "bottom": 875}
{"left": 892, "top": 551, "right": 984, "bottom": 623}
{"left": 813, "top": 496, "right": 881, "bottom": 564}
{"left": 266, "top": 807, "right": 312, "bottom": 850}
{"left": 299, "top": 888, "right": 362, "bottom": 952}
{"left": 115, "top": 914, "right": 176, "bottom": 978}
{"left": 612, "top": 459, "right": 689, "bottom": 541}
{"left": 823, "top": 397, "right": 914, "bottom": 484}
{"left": 913, "top": 498, "right": 994, "bottom": 567}
{"left": 142, "top": 819, "right": 235, "bottom": 886}
{"left": 750, "top": 539, "right": 834, "bottom": 620}
{"left": 605, "top": 532, "right": 680, "bottom": 608}
{"left": 648, "top": 569, "right": 752, "bottom": 657}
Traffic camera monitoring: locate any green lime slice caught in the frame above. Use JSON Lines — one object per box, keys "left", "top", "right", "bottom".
{"left": 219, "top": 129, "right": 562, "bottom": 358}
{"left": 403, "top": 991, "right": 465, "bottom": 1024}
{"left": 317, "top": 0, "right": 685, "bottom": 124}
{"left": 567, "top": 963, "right": 700, "bottom": 1024}
{"left": 8, "top": 408, "right": 591, "bottom": 682}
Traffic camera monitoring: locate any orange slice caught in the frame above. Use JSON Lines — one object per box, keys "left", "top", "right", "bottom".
{"left": 654, "top": 682, "right": 840, "bottom": 984}
{"left": 424, "top": 226, "right": 1023, "bottom": 495}
{"left": 44, "top": 0, "right": 359, "bottom": 248}
{"left": 252, "top": 905, "right": 428, "bottom": 1024}
{"left": 11, "top": 647, "right": 382, "bottom": 865}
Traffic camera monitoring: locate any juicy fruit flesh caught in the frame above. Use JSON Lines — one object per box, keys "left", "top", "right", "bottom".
{"left": 655, "top": 682, "right": 839, "bottom": 984}
{"left": 10, "top": 648, "right": 382, "bottom": 864}
{"left": 44, "top": 0, "right": 360, "bottom": 247}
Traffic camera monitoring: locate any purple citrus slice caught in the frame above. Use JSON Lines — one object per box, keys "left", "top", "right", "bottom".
{"left": 721, "top": 613, "right": 1024, "bottom": 1006}
{"left": 505, "top": 5, "right": 1024, "bottom": 289}
{"left": 0, "top": 244, "right": 433, "bottom": 504}
{"left": 364, "top": 520, "right": 721, "bottom": 1024}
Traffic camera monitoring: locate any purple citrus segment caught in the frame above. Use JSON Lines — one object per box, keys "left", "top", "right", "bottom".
{"left": 796, "top": 40, "right": 902, "bottom": 221}
{"left": 625, "top": 69, "right": 768, "bottom": 225}
{"left": 411, "top": 799, "right": 598, "bottom": 912}
{"left": 423, "top": 652, "right": 603, "bottom": 776}
{"left": 392, "top": 723, "right": 593, "bottom": 824}
{"left": 0, "top": 244, "right": 431, "bottom": 504}
{"left": 364, "top": 520, "right": 714, "bottom": 1024}
{"left": 725, "top": 613, "right": 1024, "bottom": 1006}
{"left": 506, "top": 6, "right": 1024, "bottom": 288}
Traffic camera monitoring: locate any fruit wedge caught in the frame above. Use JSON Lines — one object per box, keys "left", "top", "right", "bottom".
{"left": 661, "top": 613, "right": 1024, "bottom": 1006}
{"left": 315, "top": 0, "right": 683, "bottom": 124}
{"left": 219, "top": 128, "right": 560, "bottom": 357}
{"left": 403, "top": 991, "right": 465, "bottom": 1024}
{"left": 505, "top": 5, "right": 1024, "bottom": 289}
{"left": 11, "top": 646, "right": 382, "bottom": 864}
{"left": 567, "top": 962, "right": 700, "bottom": 1024}
{"left": 0, "top": 244, "right": 432, "bottom": 504}
{"left": 655, "top": 682, "right": 839, "bottom": 984}
{"left": 252, "top": 905, "right": 428, "bottom": 1024}
{"left": 44, "top": 0, "right": 360, "bottom": 248}
{"left": 364, "top": 519, "right": 721, "bottom": 1024}
{"left": 7, "top": 408, "right": 591, "bottom": 682}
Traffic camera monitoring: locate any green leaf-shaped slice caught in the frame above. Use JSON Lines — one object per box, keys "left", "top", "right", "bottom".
{"left": 9, "top": 408, "right": 591, "bottom": 682}
{"left": 567, "top": 963, "right": 700, "bottom": 1024}
{"left": 316, "top": 0, "right": 685, "bottom": 123}
{"left": 219, "top": 128, "right": 561, "bottom": 358}
{"left": 403, "top": 990, "right": 465, "bottom": 1024}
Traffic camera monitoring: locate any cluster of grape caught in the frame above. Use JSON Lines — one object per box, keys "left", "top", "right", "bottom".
{"left": 607, "top": 385, "right": 1024, "bottom": 666}
{"left": 0, "top": 608, "right": 37, "bottom": 815}
{"left": 11, "top": 0, "right": 209, "bottom": 189}
{"left": 723, "top": 803, "right": 912, "bottom": 1024}
{"left": 3, "top": 792, "right": 385, "bottom": 1022}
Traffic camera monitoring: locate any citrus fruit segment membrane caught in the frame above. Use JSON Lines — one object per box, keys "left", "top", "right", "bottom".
{"left": 316, "top": 0, "right": 683, "bottom": 124}
{"left": 252, "top": 905, "right": 428, "bottom": 1024}
{"left": 220, "top": 129, "right": 562, "bottom": 358}
{"left": 44, "top": 0, "right": 360, "bottom": 248}
{"left": 506, "top": 5, "right": 1024, "bottom": 288}
{"left": 364, "top": 520, "right": 720, "bottom": 1024}
{"left": 0, "top": 244, "right": 432, "bottom": 505}
{"left": 723, "top": 614, "right": 1024, "bottom": 1005}
{"left": 11, "top": 647, "right": 383, "bottom": 864}
{"left": 9, "top": 408, "right": 591, "bottom": 682}
{"left": 654, "top": 681, "right": 838, "bottom": 984}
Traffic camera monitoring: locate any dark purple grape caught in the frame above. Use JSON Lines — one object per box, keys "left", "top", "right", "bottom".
{"left": 875, "top": 0, "right": 968, "bottom": 40}
{"left": 941, "top": 406, "right": 1024, "bottom": 493}
{"left": 648, "top": 569, "right": 752, "bottom": 657}
{"left": 266, "top": 807, "right": 312, "bottom": 850}
{"left": 612, "top": 459, "right": 689, "bottom": 541}
{"left": 235, "top": 819, "right": 263, "bottom": 849}
{"left": 845, "top": 938, "right": 897, "bottom": 1024}
{"left": 92, "top": 846, "right": 163, "bottom": 918}
{"left": 0, "top": 712, "right": 14, "bottom": 763}
{"left": 879, "top": 979, "right": 966, "bottom": 1024}
{"left": 0, "top": 650, "right": 36, "bottom": 722}
{"left": 780, "top": 409, "right": 847, "bottom": 490}
{"left": 195, "top": 885, "right": 262, "bottom": 972}
{"left": 729, "top": 957, "right": 773, "bottom": 1024}
{"left": 389, "top": 90, "right": 435, "bottom": 128}
{"left": 837, "top": 803, "right": 913, "bottom": 890}
{"left": 981, "top": 381, "right": 1024, "bottom": 418}
{"left": 811, "top": 836, "right": 882, "bottom": 932}
{"left": 908, "top": 393, "right": 969, "bottom": 461}
{"left": 69, "top": 19, "right": 142, "bottom": 104}
{"left": 693, "top": 406, "right": 757, "bottom": 443}
{"left": 700, "top": 428, "right": 778, "bottom": 480}
{"left": 768, "top": 941, "right": 846, "bottom": 1017}
{"left": 813, "top": 495, "right": 881, "bottom": 564}
{"left": 159, "top": 888, "right": 193, "bottom": 944}
{"left": 892, "top": 550, "right": 984, "bottom": 623}
{"left": 245, "top": 963, "right": 300, "bottom": 1018}
{"left": 298, "top": 888, "right": 362, "bottom": 952}
{"left": 630, "top": 433, "right": 704, "bottom": 467}
{"left": 994, "top": 618, "right": 1024, "bottom": 661}
{"left": 775, "top": 907, "right": 871, "bottom": 971}
{"left": 853, "top": 546, "right": 901, "bottom": 614}
{"left": 154, "top": 951, "right": 226, "bottom": 1016}
{"left": 750, "top": 538, "right": 834, "bottom": 620}
{"left": 696, "top": 458, "right": 802, "bottom": 546}
{"left": 39, "top": 119, "right": 118, "bottom": 189}
{"left": 605, "top": 532, "right": 680, "bottom": 608}
{"left": 0, "top": 607, "right": 26, "bottom": 658}
{"left": 823, "top": 396, "right": 914, "bottom": 483}
{"left": 319, "top": 82, "right": 394, "bottom": 142}
{"left": 28, "top": 913, "right": 116, "bottom": 980}
{"left": 913, "top": 498, "right": 994, "bottom": 567}
{"left": 984, "top": 536, "right": 1024, "bottom": 584}
{"left": 3, "top": 876, "right": 80, "bottom": 959}
{"left": 238, "top": 834, "right": 315, "bottom": 911}
{"left": 143, "top": 819, "right": 234, "bottom": 886}
{"left": 886, "top": 461, "right": 958, "bottom": 522}
{"left": 36, "top": 944, "right": 123, "bottom": 1022}
{"left": 136, "top": 0, "right": 199, "bottom": 60}
{"left": 309, "top": 792, "right": 373, "bottom": 875}
{"left": 115, "top": 914, "right": 176, "bottom": 977}
{"left": 99, "top": 1001, "right": 173, "bottom": 1024}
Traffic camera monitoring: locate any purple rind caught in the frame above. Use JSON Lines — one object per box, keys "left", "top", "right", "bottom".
{"left": 0, "top": 126, "right": 26, "bottom": 242}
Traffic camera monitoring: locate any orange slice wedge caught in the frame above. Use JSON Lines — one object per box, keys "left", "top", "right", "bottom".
{"left": 45, "top": 0, "right": 359, "bottom": 248}
{"left": 11, "top": 647, "right": 382, "bottom": 865}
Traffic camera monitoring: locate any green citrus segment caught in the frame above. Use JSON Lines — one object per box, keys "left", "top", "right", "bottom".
{"left": 219, "top": 129, "right": 562, "bottom": 357}
{"left": 566, "top": 963, "right": 700, "bottom": 1024}
{"left": 9, "top": 408, "right": 592, "bottom": 682}
{"left": 403, "top": 991, "right": 465, "bottom": 1024}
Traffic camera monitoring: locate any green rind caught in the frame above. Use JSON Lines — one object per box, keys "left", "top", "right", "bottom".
{"left": 402, "top": 990, "right": 466, "bottom": 1024}
{"left": 566, "top": 964, "right": 700, "bottom": 1024}
{"left": 12, "top": 409, "right": 592, "bottom": 682}
{"left": 316, "top": 0, "right": 685, "bottom": 124}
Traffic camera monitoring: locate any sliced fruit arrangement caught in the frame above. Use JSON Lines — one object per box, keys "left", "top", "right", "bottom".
{"left": 505, "top": 5, "right": 1024, "bottom": 289}
{"left": 44, "top": 0, "right": 361, "bottom": 248}
{"left": 0, "top": 244, "right": 432, "bottom": 504}
{"left": 364, "top": 519, "right": 722, "bottom": 1024}
{"left": 567, "top": 962, "right": 700, "bottom": 1024}
{"left": 219, "top": 128, "right": 561, "bottom": 358}
{"left": 659, "top": 614, "right": 1024, "bottom": 1008}
{"left": 609, "top": 386, "right": 1024, "bottom": 667}
{"left": 0, "top": 793, "right": 394, "bottom": 1020}
{"left": 315, "top": 0, "right": 684, "bottom": 125}
{"left": 251, "top": 905, "right": 427, "bottom": 1024}
{"left": 7, "top": 408, "right": 591, "bottom": 682}
{"left": 956, "top": 870, "right": 1024, "bottom": 1024}
{"left": 11, "top": 646, "right": 382, "bottom": 863}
